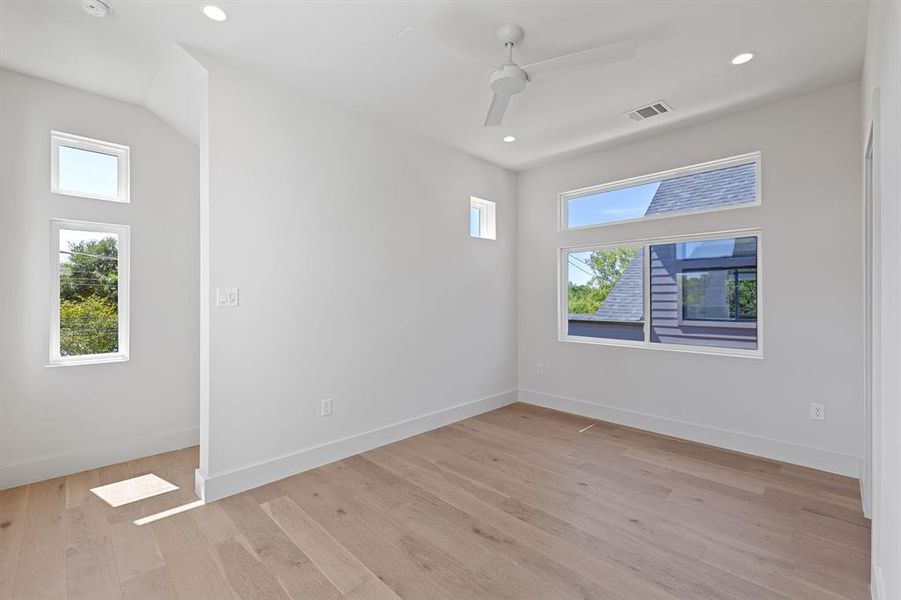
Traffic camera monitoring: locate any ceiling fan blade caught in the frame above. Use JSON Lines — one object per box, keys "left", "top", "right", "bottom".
{"left": 522, "top": 39, "right": 636, "bottom": 81}
{"left": 398, "top": 27, "right": 496, "bottom": 69}
{"left": 484, "top": 93, "right": 511, "bottom": 127}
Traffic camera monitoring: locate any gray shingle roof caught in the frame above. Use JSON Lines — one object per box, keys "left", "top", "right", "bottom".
{"left": 588, "top": 162, "right": 755, "bottom": 321}
{"left": 644, "top": 162, "right": 756, "bottom": 216}
{"left": 594, "top": 248, "right": 644, "bottom": 322}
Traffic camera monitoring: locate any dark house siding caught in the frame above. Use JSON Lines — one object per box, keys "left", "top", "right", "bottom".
{"left": 568, "top": 319, "right": 644, "bottom": 341}
{"left": 649, "top": 243, "right": 757, "bottom": 349}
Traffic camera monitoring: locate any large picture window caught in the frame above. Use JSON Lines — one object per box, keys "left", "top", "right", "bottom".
{"left": 560, "top": 152, "right": 760, "bottom": 230}
{"left": 561, "top": 232, "right": 761, "bottom": 356}
{"left": 50, "top": 219, "right": 130, "bottom": 365}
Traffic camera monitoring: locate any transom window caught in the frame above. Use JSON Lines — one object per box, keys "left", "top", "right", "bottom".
{"left": 51, "top": 131, "right": 130, "bottom": 203}
{"left": 50, "top": 220, "right": 130, "bottom": 365}
{"left": 560, "top": 152, "right": 760, "bottom": 230}
{"left": 562, "top": 232, "right": 761, "bottom": 356}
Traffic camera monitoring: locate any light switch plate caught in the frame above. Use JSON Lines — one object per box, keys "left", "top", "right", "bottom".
{"left": 216, "top": 287, "right": 239, "bottom": 307}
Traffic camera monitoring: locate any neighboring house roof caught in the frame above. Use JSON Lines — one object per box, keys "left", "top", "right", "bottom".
{"left": 586, "top": 162, "right": 755, "bottom": 321}
{"left": 644, "top": 162, "right": 756, "bottom": 216}
{"left": 594, "top": 248, "right": 644, "bottom": 322}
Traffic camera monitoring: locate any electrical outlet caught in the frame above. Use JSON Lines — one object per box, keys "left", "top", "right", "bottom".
{"left": 536, "top": 363, "right": 544, "bottom": 376}
{"left": 810, "top": 402, "right": 825, "bottom": 421}
{"left": 215, "top": 287, "right": 239, "bottom": 307}
{"left": 321, "top": 398, "right": 333, "bottom": 417}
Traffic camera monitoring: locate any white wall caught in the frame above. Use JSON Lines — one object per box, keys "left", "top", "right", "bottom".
{"left": 0, "top": 69, "right": 200, "bottom": 488}
{"left": 861, "top": 2, "right": 901, "bottom": 598}
{"left": 517, "top": 82, "right": 864, "bottom": 477}
{"left": 195, "top": 57, "right": 518, "bottom": 500}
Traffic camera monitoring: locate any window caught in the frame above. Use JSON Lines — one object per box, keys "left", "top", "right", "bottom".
{"left": 562, "top": 231, "right": 761, "bottom": 356}
{"left": 50, "top": 220, "right": 130, "bottom": 365}
{"left": 561, "top": 152, "right": 759, "bottom": 230}
{"left": 470, "top": 196, "right": 496, "bottom": 240}
{"left": 51, "top": 131, "right": 130, "bottom": 202}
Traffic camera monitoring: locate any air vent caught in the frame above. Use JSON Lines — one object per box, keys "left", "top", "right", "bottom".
{"left": 625, "top": 101, "right": 672, "bottom": 122}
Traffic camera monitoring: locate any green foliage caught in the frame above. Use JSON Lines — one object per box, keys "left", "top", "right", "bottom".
{"left": 60, "top": 237, "right": 118, "bottom": 303}
{"left": 60, "top": 295, "right": 118, "bottom": 356}
{"left": 59, "top": 236, "right": 119, "bottom": 356}
{"left": 567, "top": 246, "right": 640, "bottom": 314}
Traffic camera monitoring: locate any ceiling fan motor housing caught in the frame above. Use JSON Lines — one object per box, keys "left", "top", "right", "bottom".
{"left": 490, "top": 64, "right": 528, "bottom": 96}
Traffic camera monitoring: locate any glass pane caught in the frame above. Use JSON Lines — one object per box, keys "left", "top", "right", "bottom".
{"left": 58, "top": 145, "right": 118, "bottom": 198}
{"left": 566, "top": 161, "right": 756, "bottom": 228}
{"left": 567, "top": 245, "right": 644, "bottom": 341}
{"left": 470, "top": 206, "right": 481, "bottom": 237}
{"left": 59, "top": 230, "right": 119, "bottom": 356}
{"left": 650, "top": 236, "right": 757, "bottom": 350}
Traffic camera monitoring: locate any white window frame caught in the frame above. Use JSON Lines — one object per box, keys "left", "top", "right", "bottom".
{"left": 559, "top": 228, "right": 763, "bottom": 358}
{"left": 470, "top": 196, "right": 496, "bottom": 240}
{"left": 49, "top": 219, "right": 131, "bottom": 366}
{"left": 51, "top": 130, "right": 130, "bottom": 203}
{"left": 559, "top": 152, "right": 761, "bottom": 232}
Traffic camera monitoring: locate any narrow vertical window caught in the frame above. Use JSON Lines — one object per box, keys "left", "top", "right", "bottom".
{"left": 470, "top": 197, "right": 496, "bottom": 240}
{"left": 50, "top": 220, "right": 130, "bottom": 365}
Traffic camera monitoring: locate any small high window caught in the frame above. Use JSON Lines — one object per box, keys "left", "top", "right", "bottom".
{"left": 470, "top": 197, "right": 496, "bottom": 240}
{"left": 50, "top": 219, "right": 130, "bottom": 365}
{"left": 561, "top": 153, "right": 759, "bottom": 230}
{"left": 51, "top": 131, "right": 130, "bottom": 203}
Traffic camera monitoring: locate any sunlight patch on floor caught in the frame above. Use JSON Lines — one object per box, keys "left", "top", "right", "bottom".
{"left": 134, "top": 499, "right": 205, "bottom": 525}
{"left": 90, "top": 473, "right": 178, "bottom": 507}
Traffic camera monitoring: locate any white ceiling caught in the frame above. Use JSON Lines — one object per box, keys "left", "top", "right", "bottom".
{"left": 0, "top": 0, "right": 868, "bottom": 170}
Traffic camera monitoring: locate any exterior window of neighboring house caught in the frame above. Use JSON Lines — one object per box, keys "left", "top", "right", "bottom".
{"left": 562, "top": 232, "right": 760, "bottom": 356}
{"left": 561, "top": 152, "right": 759, "bottom": 230}
{"left": 51, "top": 131, "right": 130, "bottom": 203}
{"left": 470, "top": 196, "right": 496, "bottom": 240}
{"left": 50, "top": 219, "right": 130, "bottom": 366}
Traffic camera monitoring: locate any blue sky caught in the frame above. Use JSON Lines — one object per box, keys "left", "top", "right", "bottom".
{"left": 59, "top": 230, "right": 115, "bottom": 265}
{"left": 58, "top": 145, "right": 118, "bottom": 198}
{"left": 568, "top": 251, "right": 596, "bottom": 286}
{"left": 567, "top": 181, "right": 660, "bottom": 229}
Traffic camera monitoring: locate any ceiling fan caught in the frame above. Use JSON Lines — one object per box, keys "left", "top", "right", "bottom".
{"left": 400, "top": 24, "right": 636, "bottom": 127}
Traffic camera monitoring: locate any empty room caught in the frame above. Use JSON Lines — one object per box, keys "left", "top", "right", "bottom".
{"left": 1, "top": 0, "right": 899, "bottom": 598}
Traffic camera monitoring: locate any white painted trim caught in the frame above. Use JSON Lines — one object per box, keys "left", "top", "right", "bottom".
{"left": 559, "top": 151, "right": 761, "bottom": 231}
{"left": 50, "top": 130, "right": 130, "bottom": 203}
{"left": 871, "top": 561, "right": 885, "bottom": 600}
{"left": 559, "top": 228, "right": 763, "bottom": 359}
{"left": 519, "top": 389, "right": 862, "bottom": 478}
{"left": 196, "top": 389, "right": 518, "bottom": 502}
{"left": 0, "top": 426, "right": 199, "bottom": 490}
{"left": 49, "top": 219, "right": 131, "bottom": 366}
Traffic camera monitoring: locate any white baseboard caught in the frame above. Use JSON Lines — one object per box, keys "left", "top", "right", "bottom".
{"left": 519, "top": 389, "right": 862, "bottom": 478}
{"left": 0, "top": 426, "right": 199, "bottom": 490}
{"left": 871, "top": 561, "right": 885, "bottom": 600}
{"left": 196, "top": 389, "right": 518, "bottom": 502}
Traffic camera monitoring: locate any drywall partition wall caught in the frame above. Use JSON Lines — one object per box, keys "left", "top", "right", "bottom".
{"left": 862, "top": 2, "right": 901, "bottom": 598}
{"left": 194, "top": 55, "right": 517, "bottom": 501}
{"left": 518, "top": 82, "right": 863, "bottom": 477}
{"left": 0, "top": 69, "right": 200, "bottom": 488}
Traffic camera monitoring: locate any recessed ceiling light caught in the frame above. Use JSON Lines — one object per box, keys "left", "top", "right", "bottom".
{"left": 502, "top": 135, "right": 516, "bottom": 143}
{"left": 731, "top": 52, "right": 755, "bottom": 65}
{"left": 202, "top": 4, "right": 228, "bottom": 22}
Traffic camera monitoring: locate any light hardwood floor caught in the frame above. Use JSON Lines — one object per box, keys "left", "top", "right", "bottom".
{"left": 0, "top": 403, "right": 870, "bottom": 599}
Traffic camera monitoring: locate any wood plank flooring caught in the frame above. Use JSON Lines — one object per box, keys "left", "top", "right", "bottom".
{"left": 0, "top": 403, "right": 870, "bottom": 599}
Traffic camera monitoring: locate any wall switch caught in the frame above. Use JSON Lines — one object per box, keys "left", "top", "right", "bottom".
{"left": 810, "top": 402, "right": 825, "bottom": 421}
{"left": 216, "top": 287, "right": 239, "bottom": 307}
{"left": 321, "top": 398, "right": 333, "bottom": 417}
{"left": 536, "top": 363, "right": 544, "bottom": 376}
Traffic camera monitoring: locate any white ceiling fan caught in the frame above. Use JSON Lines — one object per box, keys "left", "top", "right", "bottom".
{"left": 400, "top": 24, "right": 636, "bottom": 127}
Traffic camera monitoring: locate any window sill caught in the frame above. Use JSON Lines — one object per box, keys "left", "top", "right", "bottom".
{"left": 45, "top": 354, "right": 129, "bottom": 368}
{"left": 560, "top": 335, "right": 763, "bottom": 359}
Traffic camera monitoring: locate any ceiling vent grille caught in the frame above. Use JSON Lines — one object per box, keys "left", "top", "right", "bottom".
{"left": 625, "top": 101, "right": 672, "bottom": 122}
